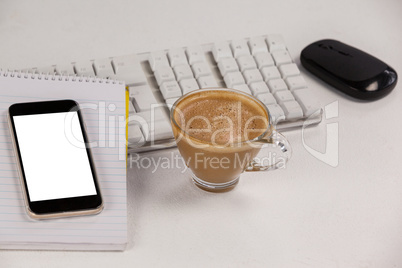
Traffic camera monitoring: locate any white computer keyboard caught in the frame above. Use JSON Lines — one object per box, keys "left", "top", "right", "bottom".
{"left": 25, "top": 34, "right": 322, "bottom": 153}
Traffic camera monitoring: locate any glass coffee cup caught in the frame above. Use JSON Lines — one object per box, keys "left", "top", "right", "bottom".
{"left": 170, "top": 88, "right": 291, "bottom": 192}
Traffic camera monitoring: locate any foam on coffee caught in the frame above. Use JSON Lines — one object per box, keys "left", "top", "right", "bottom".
{"left": 173, "top": 90, "right": 269, "bottom": 145}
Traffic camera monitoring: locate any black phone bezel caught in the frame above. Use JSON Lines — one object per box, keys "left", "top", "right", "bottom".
{"left": 8, "top": 99, "right": 102, "bottom": 215}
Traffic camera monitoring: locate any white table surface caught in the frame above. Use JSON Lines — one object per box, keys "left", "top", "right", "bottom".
{"left": 1, "top": 0, "right": 401, "bottom": 267}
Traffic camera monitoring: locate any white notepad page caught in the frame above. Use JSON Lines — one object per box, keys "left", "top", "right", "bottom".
{"left": 0, "top": 72, "right": 127, "bottom": 251}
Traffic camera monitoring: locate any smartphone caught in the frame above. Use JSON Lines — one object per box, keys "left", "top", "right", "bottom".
{"left": 8, "top": 99, "right": 103, "bottom": 219}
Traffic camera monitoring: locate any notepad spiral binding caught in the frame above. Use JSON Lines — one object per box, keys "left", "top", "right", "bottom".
{"left": 0, "top": 69, "right": 123, "bottom": 84}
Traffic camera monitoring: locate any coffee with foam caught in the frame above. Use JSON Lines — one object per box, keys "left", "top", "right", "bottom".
{"left": 171, "top": 90, "right": 271, "bottom": 191}
{"left": 174, "top": 90, "right": 269, "bottom": 145}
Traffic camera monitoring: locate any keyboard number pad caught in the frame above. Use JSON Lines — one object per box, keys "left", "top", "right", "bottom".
{"left": 212, "top": 37, "right": 311, "bottom": 122}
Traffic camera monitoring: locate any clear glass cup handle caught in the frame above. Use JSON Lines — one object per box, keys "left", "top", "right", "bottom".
{"left": 245, "top": 130, "right": 292, "bottom": 172}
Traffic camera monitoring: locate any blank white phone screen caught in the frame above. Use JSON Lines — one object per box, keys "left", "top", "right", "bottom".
{"left": 13, "top": 112, "right": 97, "bottom": 202}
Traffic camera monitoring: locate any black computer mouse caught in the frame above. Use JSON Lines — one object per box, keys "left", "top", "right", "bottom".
{"left": 300, "top": 39, "right": 397, "bottom": 101}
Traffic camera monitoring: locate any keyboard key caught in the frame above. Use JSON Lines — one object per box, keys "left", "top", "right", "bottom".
{"left": 278, "top": 63, "right": 300, "bottom": 79}
{"left": 129, "top": 100, "right": 136, "bottom": 115}
{"left": 135, "top": 107, "right": 173, "bottom": 141}
{"left": 149, "top": 51, "right": 170, "bottom": 71}
{"left": 173, "top": 64, "right": 193, "bottom": 81}
{"left": 224, "top": 72, "right": 245, "bottom": 88}
{"left": 280, "top": 101, "right": 303, "bottom": 120}
{"left": 167, "top": 48, "right": 188, "bottom": 67}
{"left": 248, "top": 36, "right": 269, "bottom": 55}
{"left": 35, "top": 66, "right": 56, "bottom": 74}
{"left": 230, "top": 39, "right": 251, "bottom": 58}
{"left": 261, "top": 66, "right": 281, "bottom": 82}
{"left": 254, "top": 52, "right": 275, "bottom": 69}
{"left": 74, "top": 61, "right": 95, "bottom": 76}
{"left": 292, "top": 88, "right": 320, "bottom": 117}
{"left": 55, "top": 64, "right": 75, "bottom": 75}
{"left": 217, "top": 58, "right": 239, "bottom": 76}
{"left": 272, "top": 50, "right": 292, "bottom": 66}
{"left": 232, "top": 84, "right": 252, "bottom": 95}
{"left": 266, "top": 34, "right": 287, "bottom": 52}
{"left": 27, "top": 67, "right": 38, "bottom": 73}
{"left": 243, "top": 69, "right": 263, "bottom": 85}
{"left": 160, "top": 81, "right": 182, "bottom": 99}
{"left": 127, "top": 122, "right": 146, "bottom": 146}
{"left": 192, "top": 62, "right": 212, "bottom": 79}
{"left": 285, "top": 75, "right": 307, "bottom": 91}
{"left": 165, "top": 97, "right": 179, "bottom": 110}
{"left": 266, "top": 104, "right": 285, "bottom": 123}
{"left": 274, "top": 90, "right": 295, "bottom": 104}
{"left": 267, "top": 78, "right": 288, "bottom": 93}
{"left": 29, "top": 67, "right": 38, "bottom": 74}
{"left": 154, "top": 66, "right": 176, "bottom": 86}
{"left": 198, "top": 76, "right": 219, "bottom": 88}
{"left": 257, "top": 92, "right": 277, "bottom": 105}
{"left": 237, "top": 55, "right": 257, "bottom": 72}
{"left": 249, "top": 81, "right": 270, "bottom": 96}
{"left": 22, "top": 67, "right": 37, "bottom": 73}
{"left": 112, "top": 55, "right": 147, "bottom": 85}
{"left": 186, "top": 46, "right": 206, "bottom": 65}
{"left": 151, "top": 122, "right": 174, "bottom": 141}
{"left": 180, "top": 78, "right": 199, "bottom": 94}
{"left": 129, "top": 85, "right": 158, "bottom": 112}
{"left": 93, "top": 58, "right": 114, "bottom": 78}
{"left": 212, "top": 42, "right": 233, "bottom": 62}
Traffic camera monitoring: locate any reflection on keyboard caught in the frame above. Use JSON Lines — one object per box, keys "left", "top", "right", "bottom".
{"left": 25, "top": 34, "right": 322, "bottom": 153}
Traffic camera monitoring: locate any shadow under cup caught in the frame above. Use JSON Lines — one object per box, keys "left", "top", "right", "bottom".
{"left": 170, "top": 88, "right": 291, "bottom": 193}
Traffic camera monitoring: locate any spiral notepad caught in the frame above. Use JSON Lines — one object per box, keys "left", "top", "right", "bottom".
{"left": 0, "top": 71, "right": 127, "bottom": 251}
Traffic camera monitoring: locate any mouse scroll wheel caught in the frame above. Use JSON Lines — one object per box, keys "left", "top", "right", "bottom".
{"left": 338, "top": 51, "right": 351, "bottom": 56}
{"left": 318, "top": 43, "right": 329, "bottom": 49}
{"left": 318, "top": 43, "right": 351, "bottom": 56}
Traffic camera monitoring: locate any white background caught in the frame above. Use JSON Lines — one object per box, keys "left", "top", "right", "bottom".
{"left": 0, "top": 0, "right": 401, "bottom": 267}
{"left": 13, "top": 112, "right": 96, "bottom": 201}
